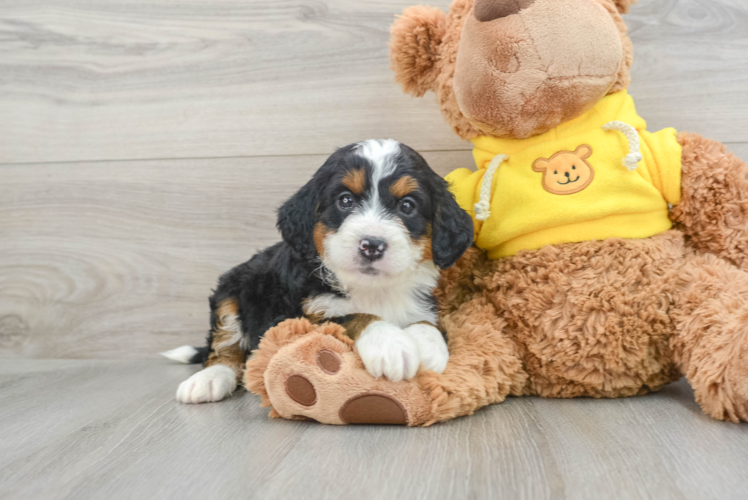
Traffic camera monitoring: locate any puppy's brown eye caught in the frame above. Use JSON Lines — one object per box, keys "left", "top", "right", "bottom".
{"left": 399, "top": 198, "right": 416, "bottom": 216}
{"left": 338, "top": 193, "right": 355, "bottom": 210}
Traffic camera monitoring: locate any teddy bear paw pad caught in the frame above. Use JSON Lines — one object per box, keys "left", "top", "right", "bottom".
{"left": 285, "top": 375, "right": 317, "bottom": 406}
{"left": 317, "top": 349, "right": 341, "bottom": 374}
{"left": 339, "top": 393, "right": 407, "bottom": 425}
{"left": 262, "top": 331, "right": 431, "bottom": 425}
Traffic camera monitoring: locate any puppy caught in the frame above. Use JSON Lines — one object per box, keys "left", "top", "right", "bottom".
{"left": 162, "top": 139, "right": 474, "bottom": 403}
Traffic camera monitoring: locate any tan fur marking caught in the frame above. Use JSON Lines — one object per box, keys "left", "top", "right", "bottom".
{"left": 216, "top": 298, "right": 238, "bottom": 319}
{"left": 205, "top": 298, "right": 246, "bottom": 381}
{"left": 313, "top": 222, "right": 331, "bottom": 258}
{"left": 340, "top": 314, "right": 381, "bottom": 341}
{"left": 419, "top": 235, "right": 433, "bottom": 263}
{"left": 303, "top": 298, "right": 327, "bottom": 325}
{"left": 417, "top": 224, "right": 433, "bottom": 263}
{"left": 389, "top": 175, "right": 419, "bottom": 198}
{"left": 342, "top": 169, "right": 366, "bottom": 194}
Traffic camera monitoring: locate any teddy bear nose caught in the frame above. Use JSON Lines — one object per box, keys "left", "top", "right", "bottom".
{"left": 474, "top": 0, "right": 536, "bottom": 22}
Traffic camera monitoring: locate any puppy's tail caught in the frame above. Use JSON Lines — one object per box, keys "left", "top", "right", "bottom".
{"left": 161, "top": 345, "right": 209, "bottom": 364}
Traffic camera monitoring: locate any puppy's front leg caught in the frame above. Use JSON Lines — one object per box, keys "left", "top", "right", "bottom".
{"left": 177, "top": 299, "right": 246, "bottom": 404}
{"left": 334, "top": 314, "right": 420, "bottom": 382}
{"left": 403, "top": 322, "right": 449, "bottom": 374}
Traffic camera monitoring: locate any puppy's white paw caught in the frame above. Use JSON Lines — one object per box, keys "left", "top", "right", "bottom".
{"left": 176, "top": 364, "right": 237, "bottom": 404}
{"left": 356, "top": 321, "right": 420, "bottom": 382}
{"left": 404, "top": 323, "right": 449, "bottom": 374}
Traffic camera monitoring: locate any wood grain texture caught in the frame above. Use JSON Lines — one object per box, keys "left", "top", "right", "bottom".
{"left": 0, "top": 151, "right": 474, "bottom": 359}
{"left": 3, "top": 142, "right": 748, "bottom": 360}
{"left": 2, "top": 1, "right": 748, "bottom": 496}
{"left": 3, "top": 145, "right": 746, "bottom": 359}
{"left": 0, "top": 0, "right": 463, "bottom": 164}
{"left": 1, "top": 359, "right": 747, "bottom": 500}
{"left": 1, "top": 0, "right": 748, "bottom": 164}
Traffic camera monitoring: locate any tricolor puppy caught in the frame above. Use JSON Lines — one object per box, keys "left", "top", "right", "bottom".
{"left": 163, "top": 139, "right": 474, "bottom": 404}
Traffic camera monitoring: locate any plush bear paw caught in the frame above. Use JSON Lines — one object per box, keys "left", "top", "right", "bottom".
{"left": 259, "top": 332, "right": 432, "bottom": 425}
{"left": 692, "top": 333, "right": 748, "bottom": 423}
{"left": 727, "top": 347, "right": 748, "bottom": 422}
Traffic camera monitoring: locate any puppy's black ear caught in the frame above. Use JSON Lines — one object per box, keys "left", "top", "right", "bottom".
{"left": 431, "top": 181, "right": 474, "bottom": 269}
{"left": 277, "top": 176, "right": 320, "bottom": 259}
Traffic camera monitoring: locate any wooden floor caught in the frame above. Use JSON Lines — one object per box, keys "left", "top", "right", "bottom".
{"left": 2, "top": 0, "right": 748, "bottom": 498}
{"left": 1, "top": 359, "right": 748, "bottom": 500}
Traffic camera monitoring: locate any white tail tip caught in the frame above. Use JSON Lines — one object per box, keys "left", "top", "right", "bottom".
{"left": 161, "top": 345, "right": 199, "bottom": 364}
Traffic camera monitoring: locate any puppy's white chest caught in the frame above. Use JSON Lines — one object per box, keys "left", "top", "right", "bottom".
{"left": 305, "top": 289, "right": 436, "bottom": 328}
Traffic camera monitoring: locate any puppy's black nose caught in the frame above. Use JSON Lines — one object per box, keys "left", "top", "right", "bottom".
{"left": 565, "top": 172, "right": 570, "bottom": 178}
{"left": 359, "top": 238, "right": 387, "bottom": 262}
{"left": 474, "top": 0, "right": 535, "bottom": 22}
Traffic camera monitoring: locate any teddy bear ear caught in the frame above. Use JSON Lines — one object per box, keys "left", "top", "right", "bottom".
{"left": 389, "top": 6, "right": 448, "bottom": 97}
{"left": 610, "top": 0, "right": 636, "bottom": 14}
{"left": 532, "top": 158, "right": 550, "bottom": 172}
{"left": 575, "top": 145, "right": 593, "bottom": 159}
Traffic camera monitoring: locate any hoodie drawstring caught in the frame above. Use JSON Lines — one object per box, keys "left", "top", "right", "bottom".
{"left": 474, "top": 154, "right": 509, "bottom": 222}
{"left": 603, "top": 121, "right": 642, "bottom": 171}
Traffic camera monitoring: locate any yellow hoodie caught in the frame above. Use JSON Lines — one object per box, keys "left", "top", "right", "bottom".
{"left": 446, "top": 91, "right": 683, "bottom": 259}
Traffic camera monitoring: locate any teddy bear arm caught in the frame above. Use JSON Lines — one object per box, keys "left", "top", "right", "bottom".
{"left": 670, "top": 132, "right": 748, "bottom": 272}
{"left": 245, "top": 292, "right": 526, "bottom": 426}
{"left": 417, "top": 295, "right": 528, "bottom": 425}
{"left": 670, "top": 252, "right": 748, "bottom": 422}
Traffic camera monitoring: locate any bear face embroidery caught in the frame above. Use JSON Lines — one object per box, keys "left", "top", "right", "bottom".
{"left": 532, "top": 145, "right": 595, "bottom": 195}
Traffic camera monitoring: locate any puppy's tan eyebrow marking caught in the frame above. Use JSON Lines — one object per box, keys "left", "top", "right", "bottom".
{"left": 389, "top": 175, "right": 419, "bottom": 198}
{"left": 342, "top": 169, "right": 366, "bottom": 194}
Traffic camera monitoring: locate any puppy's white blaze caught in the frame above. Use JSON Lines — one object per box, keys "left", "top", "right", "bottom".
{"left": 356, "top": 321, "right": 420, "bottom": 382}
{"left": 357, "top": 139, "right": 400, "bottom": 207}
{"left": 357, "top": 139, "right": 400, "bottom": 183}
{"left": 176, "top": 364, "right": 237, "bottom": 404}
{"left": 161, "top": 345, "right": 198, "bottom": 364}
{"left": 404, "top": 323, "right": 449, "bottom": 374}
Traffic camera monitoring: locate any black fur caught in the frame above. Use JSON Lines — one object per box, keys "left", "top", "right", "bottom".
{"left": 396, "top": 145, "right": 474, "bottom": 268}
{"left": 204, "top": 242, "right": 340, "bottom": 355}
{"left": 194, "top": 141, "right": 473, "bottom": 363}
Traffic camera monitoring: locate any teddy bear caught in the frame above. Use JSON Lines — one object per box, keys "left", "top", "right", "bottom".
{"left": 244, "top": 0, "right": 748, "bottom": 425}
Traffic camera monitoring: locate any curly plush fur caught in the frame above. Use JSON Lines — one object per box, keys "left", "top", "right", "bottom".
{"left": 245, "top": 0, "right": 748, "bottom": 425}
{"left": 390, "top": 0, "right": 635, "bottom": 140}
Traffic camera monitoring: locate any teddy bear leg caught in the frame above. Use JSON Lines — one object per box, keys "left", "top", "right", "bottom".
{"left": 671, "top": 132, "right": 748, "bottom": 271}
{"left": 257, "top": 330, "right": 433, "bottom": 425}
{"left": 419, "top": 296, "right": 527, "bottom": 424}
{"left": 244, "top": 296, "right": 526, "bottom": 426}
{"left": 244, "top": 318, "right": 432, "bottom": 425}
{"left": 671, "top": 252, "right": 748, "bottom": 422}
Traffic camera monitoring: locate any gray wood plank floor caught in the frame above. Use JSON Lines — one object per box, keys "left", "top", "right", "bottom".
{"left": 1, "top": 359, "right": 748, "bottom": 500}
{"left": 2, "top": 0, "right": 748, "bottom": 498}
{"left": 1, "top": 0, "right": 747, "bottom": 164}
{"left": 0, "top": 150, "right": 473, "bottom": 359}
{"left": 0, "top": 0, "right": 747, "bottom": 358}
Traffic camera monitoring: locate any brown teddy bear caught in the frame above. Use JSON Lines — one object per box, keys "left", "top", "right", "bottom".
{"left": 245, "top": 0, "right": 748, "bottom": 425}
